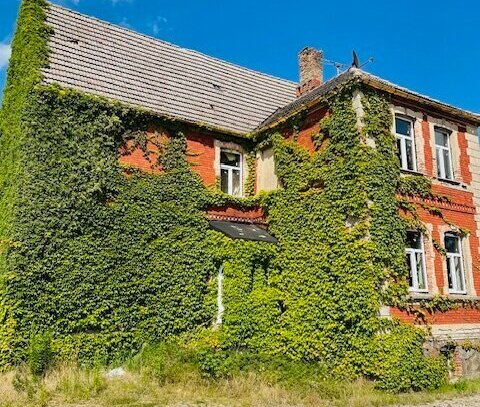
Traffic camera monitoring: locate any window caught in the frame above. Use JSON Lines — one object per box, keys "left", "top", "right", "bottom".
{"left": 435, "top": 128, "right": 454, "bottom": 180}
{"left": 445, "top": 233, "right": 466, "bottom": 294}
{"left": 405, "top": 231, "right": 427, "bottom": 292}
{"left": 220, "top": 150, "right": 242, "bottom": 196}
{"left": 395, "top": 117, "right": 416, "bottom": 171}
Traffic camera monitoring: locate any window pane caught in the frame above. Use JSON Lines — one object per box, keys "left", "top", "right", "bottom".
{"left": 436, "top": 147, "right": 443, "bottom": 178}
{"left": 415, "top": 252, "right": 426, "bottom": 290}
{"left": 396, "top": 118, "right": 411, "bottom": 136}
{"left": 447, "top": 258, "right": 454, "bottom": 290}
{"left": 406, "top": 253, "right": 413, "bottom": 288}
{"left": 231, "top": 169, "right": 241, "bottom": 196}
{"left": 445, "top": 235, "right": 459, "bottom": 254}
{"left": 443, "top": 149, "right": 452, "bottom": 179}
{"left": 396, "top": 137, "right": 402, "bottom": 166}
{"left": 435, "top": 130, "right": 448, "bottom": 147}
{"left": 406, "top": 231, "right": 422, "bottom": 249}
{"left": 405, "top": 139, "right": 414, "bottom": 170}
{"left": 454, "top": 257, "right": 465, "bottom": 292}
{"left": 220, "top": 168, "right": 229, "bottom": 193}
{"left": 220, "top": 151, "right": 240, "bottom": 167}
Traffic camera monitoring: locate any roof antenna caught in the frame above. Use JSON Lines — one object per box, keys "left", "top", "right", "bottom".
{"left": 352, "top": 50, "right": 360, "bottom": 68}
{"left": 324, "top": 58, "right": 349, "bottom": 76}
{"left": 352, "top": 50, "right": 374, "bottom": 69}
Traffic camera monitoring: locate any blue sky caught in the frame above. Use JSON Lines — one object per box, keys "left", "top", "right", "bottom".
{"left": 0, "top": 0, "right": 480, "bottom": 114}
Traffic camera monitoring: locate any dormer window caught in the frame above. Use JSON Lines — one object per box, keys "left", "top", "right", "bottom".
{"left": 435, "top": 128, "right": 454, "bottom": 180}
{"left": 220, "top": 150, "right": 242, "bottom": 196}
{"left": 395, "top": 116, "right": 417, "bottom": 172}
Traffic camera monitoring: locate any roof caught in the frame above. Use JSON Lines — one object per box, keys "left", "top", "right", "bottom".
{"left": 42, "top": 3, "right": 297, "bottom": 135}
{"left": 258, "top": 68, "right": 480, "bottom": 131}
{"left": 42, "top": 3, "right": 480, "bottom": 135}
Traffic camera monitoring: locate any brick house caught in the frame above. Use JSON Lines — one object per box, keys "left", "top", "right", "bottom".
{"left": 4, "top": 2, "right": 480, "bottom": 374}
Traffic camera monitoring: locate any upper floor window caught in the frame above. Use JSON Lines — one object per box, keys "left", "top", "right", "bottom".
{"left": 445, "top": 233, "right": 466, "bottom": 294}
{"left": 406, "top": 231, "right": 427, "bottom": 292}
{"left": 395, "top": 117, "right": 417, "bottom": 172}
{"left": 220, "top": 150, "right": 242, "bottom": 196}
{"left": 435, "top": 128, "right": 454, "bottom": 180}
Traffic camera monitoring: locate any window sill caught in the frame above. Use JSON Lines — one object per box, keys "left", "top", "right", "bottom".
{"left": 400, "top": 169, "right": 423, "bottom": 176}
{"left": 409, "top": 293, "right": 480, "bottom": 301}
{"left": 435, "top": 177, "right": 462, "bottom": 186}
{"left": 408, "top": 289, "right": 429, "bottom": 295}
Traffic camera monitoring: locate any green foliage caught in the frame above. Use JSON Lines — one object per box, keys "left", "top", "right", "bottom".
{"left": 367, "top": 322, "right": 447, "bottom": 392}
{"left": 398, "top": 175, "right": 434, "bottom": 199}
{"left": 128, "top": 338, "right": 329, "bottom": 386}
{"left": 0, "top": 0, "right": 449, "bottom": 392}
{"left": 0, "top": 0, "right": 52, "bottom": 367}
{"left": 27, "top": 331, "right": 53, "bottom": 376}
{"left": 128, "top": 342, "right": 197, "bottom": 383}
{"left": 1, "top": 86, "right": 219, "bottom": 365}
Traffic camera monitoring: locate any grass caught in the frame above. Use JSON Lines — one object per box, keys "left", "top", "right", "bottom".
{"left": 1, "top": 362, "right": 480, "bottom": 407}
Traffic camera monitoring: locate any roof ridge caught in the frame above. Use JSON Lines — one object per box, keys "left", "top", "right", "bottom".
{"left": 46, "top": 1, "right": 297, "bottom": 87}
{"left": 257, "top": 67, "right": 480, "bottom": 131}
{"left": 352, "top": 68, "right": 480, "bottom": 119}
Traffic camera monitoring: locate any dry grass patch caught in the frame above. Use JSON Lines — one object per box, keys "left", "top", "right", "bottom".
{"left": 2, "top": 363, "right": 480, "bottom": 407}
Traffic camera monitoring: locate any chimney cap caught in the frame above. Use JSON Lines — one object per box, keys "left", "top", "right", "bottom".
{"left": 299, "top": 46, "right": 323, "bottom": 54}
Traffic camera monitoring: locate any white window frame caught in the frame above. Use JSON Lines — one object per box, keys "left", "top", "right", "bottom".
{"left": 220, "top": 149, "right": 243, "bottom": 197}
{"left": 395, "top": 116, "right": 417, "bottom": 172}
{"left": 435, "top": 128, "right": 454, "bottom": 180}
{"left": 406, "top": 231, "right": 428, "bottom": 293}
{"left": 445, "top": 233, "right": 467, "bottom": 295}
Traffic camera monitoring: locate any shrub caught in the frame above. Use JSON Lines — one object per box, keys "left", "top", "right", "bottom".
{"left": 366, "top": 322, "right": 448, "bottom": 392}
{"left": 127, "top": 342, "right": 197, "bottom": 383}
{"left": 28, "top": 331, "right": 54, "bottom": 376}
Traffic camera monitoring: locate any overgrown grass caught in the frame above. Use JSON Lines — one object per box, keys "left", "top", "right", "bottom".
{"left": 2, "top": 343, "right": 480, "bottom": 407}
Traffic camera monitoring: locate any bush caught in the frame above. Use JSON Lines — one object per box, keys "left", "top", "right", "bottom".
{"left": 28, "top": 331, "right": 54, "bottom": 376}
{"left": 366, "top": 322, "right": 448, "bottom": 392}
{"left": 127, "top": 342, "right": 197, "bottom": 383}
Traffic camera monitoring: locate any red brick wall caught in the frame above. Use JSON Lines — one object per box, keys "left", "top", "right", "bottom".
{"left": 422, "top": 114, "right": 434, "bottom": 177}
{"left": 391, "top": 307, "right": 480, "bottom": 325}
{"left": 118, "top": 124, "right": 217, "bottom": 186}
{"left": 119, "top": 124, "right": 168, "bottom": 173}
{"left": 458, "top": 126, "right": 472, "bottom": 184}
{"left": 281, "top": 107, "right": 329, "bottom": 152}
{"left": 186, "top": 131, "right": 216, "bottom": 187}
{"left": 400, "top": 194, "right": 479, "bottom": 295}
{"left": 119, "top": 107, "right": 480, "bottom": 328}
{"left": 292, "top": 104, "right": 480, "bottom": 327}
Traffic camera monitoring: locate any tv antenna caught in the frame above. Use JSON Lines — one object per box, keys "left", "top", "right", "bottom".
{"left": 352, "top": 50, "right": 374, "bottom": 69}
{"left": 324, "top": 51, "right": 374, "bottom": 76}
{"left": 323, "top": 58, "right": 349, "bottom": 75}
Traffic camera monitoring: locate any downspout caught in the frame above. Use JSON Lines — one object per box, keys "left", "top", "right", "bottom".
{"left": 214, "top": 264, "right": 224, "bottom": 327}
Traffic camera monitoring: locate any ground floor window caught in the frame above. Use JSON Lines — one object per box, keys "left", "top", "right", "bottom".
{"left": 406, "top": 231, "right": 427, "bottom": 292}
{"left": 445, "top": 233, "right": 466, "bottom": 294}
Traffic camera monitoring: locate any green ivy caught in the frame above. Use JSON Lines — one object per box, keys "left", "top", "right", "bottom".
{"left": 0, "top": 0, "right": 451, "bottom": 391}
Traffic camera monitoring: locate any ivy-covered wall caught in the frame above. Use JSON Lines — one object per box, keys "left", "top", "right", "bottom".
{"left": 0, "top": 0, "right": 454, "bottom": 390}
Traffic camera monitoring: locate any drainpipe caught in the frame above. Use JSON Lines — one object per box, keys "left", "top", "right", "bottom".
{"left": 214, "top": 264, "right": 224, "bottom": 327}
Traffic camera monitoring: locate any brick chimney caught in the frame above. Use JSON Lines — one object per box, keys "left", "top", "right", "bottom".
{"left": 296, "top": 47, "right": 323, "bottom": 97}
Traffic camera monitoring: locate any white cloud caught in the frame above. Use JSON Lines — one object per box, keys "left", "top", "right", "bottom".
{"left": 55, "top": 0, "right": 134, "bottom": 6}
{"left": 0, "top": 42, "right": 12, "bottom": 70}
{"left": 151, "top": 16, "right": 169, "bottom": 36}
{"left": 118, "top": 17, "right": 132, "bottom": 29}
{"left": 110, "top": 0, "right": 133, "bottom": 5}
